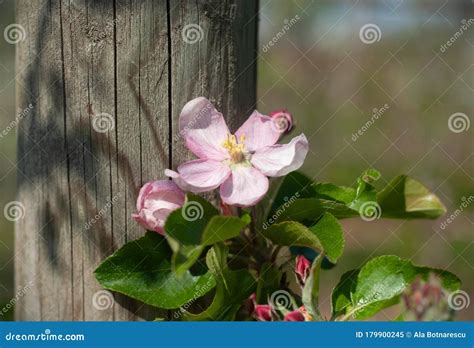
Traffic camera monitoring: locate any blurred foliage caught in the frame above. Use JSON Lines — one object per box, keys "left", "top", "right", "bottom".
{"left": 258, "top": 0, "right": 473, "bottom": 320}
{"left": 0, "top": 0, "right": 16, "bottom": 321}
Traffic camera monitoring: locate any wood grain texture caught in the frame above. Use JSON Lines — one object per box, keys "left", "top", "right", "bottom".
{"left": 15, "top": 0, "right": 257, "bottom": 320}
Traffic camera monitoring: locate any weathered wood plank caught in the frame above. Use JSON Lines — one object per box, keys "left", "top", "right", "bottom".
{"left": 15, "top": 0, "right": 73, "bottom": 320}
{"left": 15, "top": 0, "right": 257, "bottom": 321}
{"left": 113, "top": 0, "right": 170, "bottom": 320}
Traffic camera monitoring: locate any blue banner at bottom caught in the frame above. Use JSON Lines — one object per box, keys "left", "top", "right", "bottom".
{"left": 0, "top": 322, "right": 472, "bottom": 348}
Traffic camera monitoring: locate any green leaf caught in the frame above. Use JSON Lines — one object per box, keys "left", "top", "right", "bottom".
{"left": 273, "top": 198, "right": 357, "bottom": 223}
{"left": 255, "top": 263, "right": 282, "bottom": 304}
{"left": 269, "top": 170, "right": 446, "bottom": 224}
{"left": 270, "top": 171, "right": 317, "bottom": 215}
{"left": 272, "top": 169, "right": 379, "bottom": 224}
{"left": 261, "top": 221, "right": 323, "bottom": 252}
{"left": 378, "top": 175, "right": 446, "bottom": 219}
{"left": 331, "top": 269, "right": 359, "bottom": 317}
{"left": 171, "top": 244, "right": 205, "bottom": 275}
{"left": 184, "top": 269, "right": 256, "bottom": 321}
{"left": 350, "top": 256, "right": 412, "bottom": 319}
{"left": 94, "top": 232, "right": 215, "bottom": 309}
{"left": 359, "top": 168, "right": 382, "bottom": 183}
{"left": 349, "top": 169, "right": 379, "bottom": 211}
{"left": 179, "top": 245, "right": 256, "bottom": 321}
{"left": 201, "top": 214, "right": 251, "bottom": 246}
{"left": 313, "top": 183, "right": 356, "bottom": 204}
{"left": 309, "top": 213, "right": 344, "bottom": 263}
{"left": 165, "top": 194, "right": 218, "bottom": 245}
{"left": 206, "top": 244, "right": 229, "bottom": 289}
{"left": 165, "top": 195, "right": 250, "bottom": 273}
{"left": 261, "top": 213, "right": 344, "bottom": 264}
{"left": 331, "top": 255, "right": 461, "bottom": 320}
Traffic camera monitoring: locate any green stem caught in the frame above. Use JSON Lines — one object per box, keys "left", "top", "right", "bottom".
{"left": 270, "top": 245, "right": 282, "bottom": 263}
{"left": 302, "top": 252, "right": 325, "bottom": 321}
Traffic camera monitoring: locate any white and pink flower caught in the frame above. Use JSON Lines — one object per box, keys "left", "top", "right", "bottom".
{"left": 165, "top": 97, "right": 309, "bottom": 207}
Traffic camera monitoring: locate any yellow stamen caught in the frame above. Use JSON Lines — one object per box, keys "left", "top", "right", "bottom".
{"left": 222, "top": 134, "right": 247, "bottom": 163}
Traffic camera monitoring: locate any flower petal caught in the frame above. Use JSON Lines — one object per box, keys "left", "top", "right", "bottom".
{"left": 136, "top": 180, "right": 184, "bottom": 211}
{"left": 132, "top": 180, "right": 185, "bottom": 235}
{"left": 164, "top": 169, "right": 195, "bottom": 192}
{"left": 180, "top": 97, "right": 230, "bottom": 160}
{"left": 251, "top": 134, "right": 309, "bottom": 177}
{"left": 235, "top": 111, "right": 282, "bottom": 152}
{"left": 176, "top": 159, "right": 231, "bottom": 192}
{"left": 220, "top": 166, "right": 269, "bottom": 207}
{"left": 136, "top": 182, "right": 154, "bottom": 211}
{"left": 132, "top": 210, "right": 164, "bottom": 235}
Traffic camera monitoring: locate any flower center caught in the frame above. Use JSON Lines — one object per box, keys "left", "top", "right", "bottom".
{"left": 222, "top": 134, "right": 247, "bottom": 163}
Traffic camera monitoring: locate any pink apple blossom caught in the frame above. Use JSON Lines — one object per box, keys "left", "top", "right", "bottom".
{"left": 165, "top": 97, "right": 309, "bottom": 207}
{"left": 132, "top": 180, "right": 185, "bottom": 235}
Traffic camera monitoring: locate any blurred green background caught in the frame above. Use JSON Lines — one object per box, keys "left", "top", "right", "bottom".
{"left": 258, "top": 0, "right": 473, "bottom": 320}
{"left": 0, "top": 0, "right": 16, "bottom": 322}
{"left": 0, "top": 0, "right": 472, "bottom": 320}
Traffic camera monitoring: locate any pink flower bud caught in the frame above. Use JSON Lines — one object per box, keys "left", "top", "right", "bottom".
{"left": 270, "top": 109, "right": 293, "bottom": 134}
{"left": 254, "top": 304, "right": 273, "bottom": 321}
{"left": 242, "top": 293, "right": 256, "bottom": 316}
{"left": 132, "top": 180, "right": 185, "bottom": 235}
{"left": 284, "top": 309, "right": 306, "bottom": 321}
{"left": 295, "top": 255, "right": 311, "bottom": 284}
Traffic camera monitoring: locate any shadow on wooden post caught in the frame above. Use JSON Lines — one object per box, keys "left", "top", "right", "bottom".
{"left": 15, "top": 0, "right": 258, "bottom": 321}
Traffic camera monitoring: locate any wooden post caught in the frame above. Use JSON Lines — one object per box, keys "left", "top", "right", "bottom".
{"left": 15, "top": 0, "right": 258, "bottom": 320}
